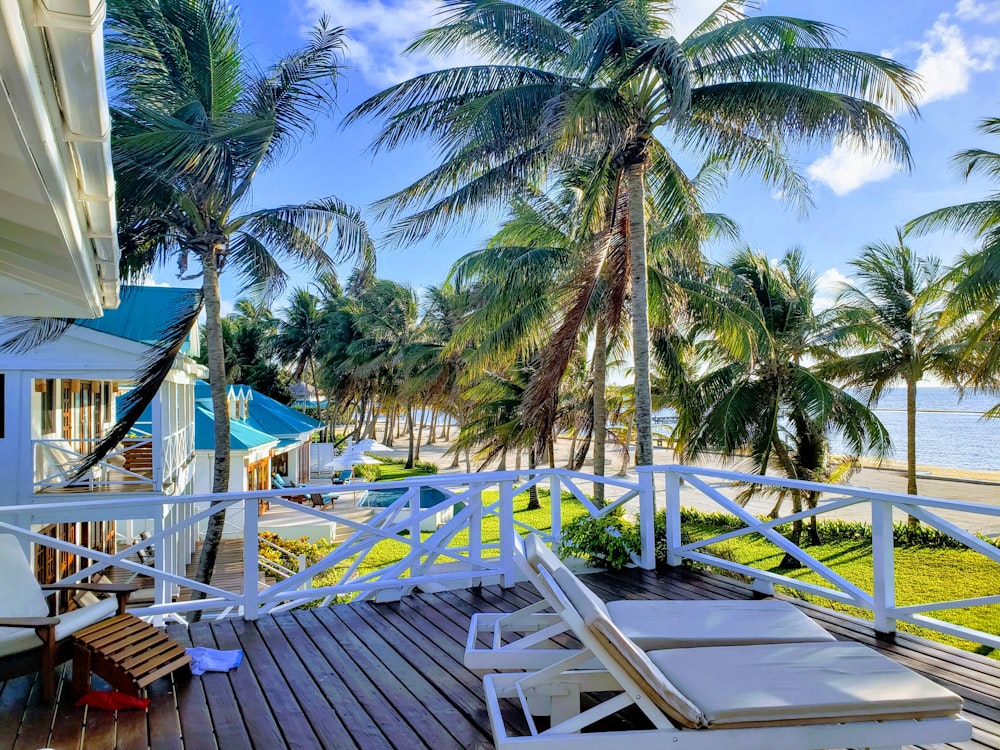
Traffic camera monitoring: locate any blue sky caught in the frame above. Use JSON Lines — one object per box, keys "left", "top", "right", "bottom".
{"left": 153, "top": 0, "right": 1000, "bottom": 315}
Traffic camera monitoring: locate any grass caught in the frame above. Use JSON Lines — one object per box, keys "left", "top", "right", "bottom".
{"left": 684, "top": 515, "right": 1000, "bottom": 659}
{"left": 309, "top": 488, "right": 590, "bottom": 594}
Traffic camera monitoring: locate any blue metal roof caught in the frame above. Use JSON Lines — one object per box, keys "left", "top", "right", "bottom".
{"left": 193, "top": 381, "right": 321, "bottom": 452}
{"left": 78, "top": 285, "right": 201, "bottom": 349}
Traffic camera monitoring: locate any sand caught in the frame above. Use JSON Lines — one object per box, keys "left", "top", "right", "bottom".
{"left": 361, "top": 431, "right": 1000, "bottom": 539}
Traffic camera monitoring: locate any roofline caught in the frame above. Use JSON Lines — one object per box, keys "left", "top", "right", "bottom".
{"left": 2, "top": 0, "right": 120, "bottom": 315}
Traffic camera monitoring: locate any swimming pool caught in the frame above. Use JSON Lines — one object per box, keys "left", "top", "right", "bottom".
{"left": 356, "top": 486, "right": 460, "bottom": 531}
{"left": 356, "top": 486, "right": 451, "bottom": 509}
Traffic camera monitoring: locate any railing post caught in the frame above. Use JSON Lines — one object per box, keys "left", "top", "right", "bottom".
{"left": 499, "top": 479, "right": 516, "bottom": 587}
{"left": 151, "top": 393, "right": 164, "bottom": 492}
{"left": 243, "top": 498, "right": 260, "bottom": 621}
{"left": 664, "top": 470, "right": 681, "bottom": 567}
{"left": 871, "top": 499, "right": 896, "bottom": 636}
{"left": 152, "top": 510, "right": 167, "bottom": 625}
{"left": 469, "top": 484, "right": 482, "bottom": 567}
{"left": 549, "top": 473, "right": 561, "bottom": 546}
{"left": 638, "top": 469, "right": 656, "bottom": 570}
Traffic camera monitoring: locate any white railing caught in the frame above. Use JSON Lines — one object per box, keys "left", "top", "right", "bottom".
{"left": 160, "top": 423, "right": 194, "bottom": 487}
{"left": 649, "top": 465, "right": 1000, "bottom": 650}
{"left": 0, "top": 469, "right": 642, "bottom": 622}
{"left": 33, "top": 437, "right": 156, "bottom": 492}
{"left": 5, "top": 464, "right": 1000, "bottom": 651}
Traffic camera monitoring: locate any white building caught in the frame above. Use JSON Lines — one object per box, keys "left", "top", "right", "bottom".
{"left": 0, "top": 286, "right": 205, "bottom": 590}
{"left": 0, "top": 0, "right": 119, "bottom": 317}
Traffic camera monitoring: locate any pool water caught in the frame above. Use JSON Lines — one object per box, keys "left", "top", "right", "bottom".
{"left": 356, "top": 487, "right": 452, "bottom": 509}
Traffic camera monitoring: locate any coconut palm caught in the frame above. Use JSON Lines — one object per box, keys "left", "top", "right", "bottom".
{"left": 671, "top": 248, "right": 890, "bottom": 552}
{"left": 275, "top": 288, "right": 328, "bottom": 431}
{"left": 906, "top": 115, "right": 1000, "bottom": 396}
{"left": 821, "top": 234, "right": 974, "bottom": 517}
{"left": 348, "top": 0, "right": 919, "bottom": 468}
{"left": 107, "top": 0, "right": 373, "bottom": 594}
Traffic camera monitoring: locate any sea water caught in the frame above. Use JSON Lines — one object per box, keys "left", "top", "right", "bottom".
{"left": 655, "top": 387, "right": 1000, "bottom": 473}
{"left": 846, "top": 387, "right": 1000, "bottom": 473}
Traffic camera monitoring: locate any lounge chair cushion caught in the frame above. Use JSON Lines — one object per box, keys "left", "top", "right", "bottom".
{"left": 649, "top": 642, "right": 963, "bottom": 727}
{"left": 605, "top": 598, "right": 835, "bottom": 649}
{"left": 0, "top": 535, "right": 48, "bottom": 619}
{"left": 0, "top": 597, "right": 118, "bottom": 658}
{"left": 549, "top": 566, "right": 705, "bottom": 728}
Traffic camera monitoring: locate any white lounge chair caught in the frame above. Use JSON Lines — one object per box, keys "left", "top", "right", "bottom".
{"left": 482, "top": 558, "right": 970, "bottom": 750}
{"left": 0, "top": 534, "right": 138, "bottom": 702}
{"left": 465, "top": 534, "right": 833, "bottom": 671}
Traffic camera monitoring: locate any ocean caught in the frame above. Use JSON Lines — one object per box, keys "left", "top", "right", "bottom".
{"left": 655, "top": 387, "right": 1000, "bottom": 473}
{"left": 846, "top": 387, "right": 1000, "bottom": 473}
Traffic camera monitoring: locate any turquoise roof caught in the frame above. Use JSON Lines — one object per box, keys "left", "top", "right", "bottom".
{"left": 79, "top": 286, "right": 200, "bottom": 350}
{"left": 194, "top": 400, "right": 277, "bottom": 451}
{"left": 193, "top": 381, "right": 321, "bottom": 452}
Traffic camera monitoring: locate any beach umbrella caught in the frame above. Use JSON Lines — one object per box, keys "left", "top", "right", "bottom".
{"left": 353, "top": 439, "right": 392, "bottom": 452}
{"left": 322, "top": 453, "right": 381, "bottom": 469}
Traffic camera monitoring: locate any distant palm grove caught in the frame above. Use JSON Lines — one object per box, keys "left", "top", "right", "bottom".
{"left": 105, "top": 0, "right": 1000, "bottom": 576}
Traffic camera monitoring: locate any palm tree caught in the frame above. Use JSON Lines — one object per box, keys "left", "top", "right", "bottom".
{"left": 906, "top": 115, "right": 1000, "bottom": 397}
{"left": 348, "top": 1, "right": 919, "bottom": 468}
{"left": 107, "top": 0, "right": 373, "bottom": 594}
{"left": 821, "top": 234, "right": 974, "bottom": 517}
{"left": 275, "top": 288, "right": 328, "bottom": 432}
{"left": 671, "top": 248, "right": 890, "bottom": 553}
{"left": 344, "top": 280, "right": 426, "bottom": 467}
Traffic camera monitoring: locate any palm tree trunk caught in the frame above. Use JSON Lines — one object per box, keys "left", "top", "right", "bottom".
{"left": 626, "top": 160, "right": 653, "bottom": 468}
{"left": 498, "top": 448, "right": 507, "bottom": 471}
{"left": 770, "top": 436, "right": 804, "bottom": 568}
{"left": 192, "top": 250, "right": 232, "bottom": 617}
{"left": 548, "top": 433, "right": 555, "bottom": 468}
{"left": 617, "top": 421, "right": 633, "bottom": 476}
{"left": 405, "top": 403, "right": 415, "bottom": 469}
{"left": 906, "top": 375, "right": 920, "bottom": 527}
{"left": 382, "top": 404, "right": 394, "bottom": 445}
{"left": 414, "top": 407, "right": 426, "bottom": 460}
{"left": 566, "top": 432, "right": 577, "bottom": 469}
{"left": 527, "top": 447, "right": 541, "bottom": 511}
{"left": 309, "top": 357, "right": 323, "bottom": 440}
{"left": 593, "top": 316, "right": 608, "bottom": 506}
{"left": 427, "top": 409, "right": 437, "bottom": 445}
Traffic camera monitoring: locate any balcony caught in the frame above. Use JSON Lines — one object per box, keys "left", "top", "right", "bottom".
{"left": 32, "top": 423, "right": 194, "bottom": 495}
{"left": 2, "top": 566, "right": 998, "bottom": 749}
{"left": 2, "top": 465, "right": 999, "bottom": 748}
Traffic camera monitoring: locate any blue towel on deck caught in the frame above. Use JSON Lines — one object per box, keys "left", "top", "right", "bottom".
{"left": 186, "top": 647, "right": 244, "bottom": 675}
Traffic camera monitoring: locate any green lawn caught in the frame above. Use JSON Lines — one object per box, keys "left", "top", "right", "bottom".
{"left": 684, "top": 516, "right": 1000, "bottom": 659}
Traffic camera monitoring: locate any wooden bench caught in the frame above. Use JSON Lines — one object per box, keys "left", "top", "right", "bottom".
{"left": 72, "top": 613, "right": 191, "bottom": 698}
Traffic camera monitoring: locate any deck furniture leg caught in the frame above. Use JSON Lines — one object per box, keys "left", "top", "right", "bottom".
{"left": 35, "top": 623, "right": 57, "bottom": 703}
{"left": 72, "top": 641, "right": 92, "bottom": 698}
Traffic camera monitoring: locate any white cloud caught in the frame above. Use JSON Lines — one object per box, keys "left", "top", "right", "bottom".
{"left": 807, "top": 138, "right": 899, "bottom": 196}
{"left": 913, "top": 15, "right": 1000, "bottom": 105}
{"left": 302, "top": 0, "right": 482, "bottom": 87}
{"left": 301, "top": 0, "right": 744, "bottom": 87}
{"left": 808, "top": 6, "right": 1000, "bottom": 196}
{"left": 957, "top": 0, "right": 1000, "bottom": 22}
{"left": 814, "top": 267, "right": 850, "bottom": 311}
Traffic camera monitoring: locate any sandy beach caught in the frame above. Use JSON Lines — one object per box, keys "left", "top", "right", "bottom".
{"left": 350, "top": 430, "right": 1000, "bottom": 539}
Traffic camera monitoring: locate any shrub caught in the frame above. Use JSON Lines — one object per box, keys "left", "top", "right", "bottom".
{"left": 559, "top": 515, "right": 641, "bottom": 570}
{"left": 353, "top": 463, "right": 383, "bottom": 481}
{"left": 415, "top": 460, "right": 439, "bottom": 474}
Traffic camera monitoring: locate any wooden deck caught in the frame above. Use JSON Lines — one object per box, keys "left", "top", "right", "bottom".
{"left": 2, "top": 566, "right": 998, "bottom": 750}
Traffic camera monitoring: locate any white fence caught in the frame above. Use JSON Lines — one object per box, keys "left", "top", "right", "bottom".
{"left": 4, "top": 465, "right": 1000, "bottom": 650}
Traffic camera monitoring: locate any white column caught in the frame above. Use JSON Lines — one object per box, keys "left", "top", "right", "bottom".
{"left": 151, "top": 391, "right": 164, "bottom": 492}
{"left": 872, "top": 499, "right": 897, "bottom": 635}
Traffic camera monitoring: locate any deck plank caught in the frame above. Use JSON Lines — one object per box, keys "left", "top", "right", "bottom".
{"left": 3, "top": 566, "right": 1000, "bottom": 750}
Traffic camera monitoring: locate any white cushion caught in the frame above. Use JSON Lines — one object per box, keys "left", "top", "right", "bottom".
{"left": 550, "top": 566, "right": 705, "bottom": 728}
{"left": 649, "top": 642, "right": 963, "bottom": 726}
{"left": 0, "top": 535, "right": 48, "bottom": 618}
{"left": 605, "top": 598, "right": 835, "bottom": 649}
{"left": 0, "top": 597, "right": 118, "bottom": 658}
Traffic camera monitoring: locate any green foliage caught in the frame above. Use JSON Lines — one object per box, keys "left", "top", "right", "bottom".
{"left": 353, "top": 463, "right": 383, "bottom": 481}
{"left": 560, "top": 515, "right": 641, "bottom": 570}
